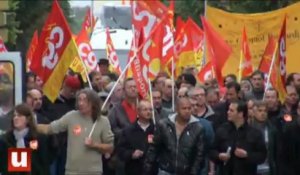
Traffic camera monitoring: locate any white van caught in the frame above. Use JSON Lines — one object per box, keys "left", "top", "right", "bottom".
{"left": 90, "top": 4, "right": 132, "bottom": 70}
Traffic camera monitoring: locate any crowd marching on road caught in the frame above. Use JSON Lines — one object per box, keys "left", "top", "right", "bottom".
{"left": 1, "top": 59, "right": 300, "bottom": 175}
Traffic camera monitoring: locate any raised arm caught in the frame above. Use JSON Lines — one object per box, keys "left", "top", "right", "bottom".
{"left": 36, "top": 124, "right": 51, "bottom": 135}
{"left": 37, "top": 111, "right": 73, "bottom": 135}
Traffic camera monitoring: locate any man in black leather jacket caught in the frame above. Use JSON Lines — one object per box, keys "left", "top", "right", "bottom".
{"left": 144, "top": 97, "right": 204, "bottom": 175}
{"left": 210, "top": 100, "right": 267, "bottom": 175}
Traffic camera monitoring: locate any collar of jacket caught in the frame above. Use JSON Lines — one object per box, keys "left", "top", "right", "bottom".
{"left": 229, "top": 121, "right": 248, "bottom": 130}
{"left": 168, "top": 113, "right": 199, "bottom": 124}
{"left": 203, "top": 105, "right": 215, "bottom": 118}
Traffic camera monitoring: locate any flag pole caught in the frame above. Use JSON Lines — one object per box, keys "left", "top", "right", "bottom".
{"left": 201, "top": 0, "right": 208, "bottom": 68}
{"left": 263, "top": 43, "right": 278, "bottom": 100}
{"left": 89, "top": 48, "right": 136, "bottom": 137}
{"left": 77, "top": 55, "right": 93, "bottom": 89}
{"left": 72, "top": 37, "right": 94, "bottom": 90}
{"left": 101, "top": 52, "right": 135, "bottom": 111}
{"left": 101, "top": 25, "right": 138, "bottom": 111}
{"left": 238, "top": 50, "right": 243, "bottom": 82}
{"left": 148, "top": 79, "right": 156, "bottom": 125}
{"left": 171, "top": 56, "right": 175, "bottom": 112}
{"left": 90, "top": 0, "right": 94, "bottom": 34}
{"left": 91, "top": 15, "right": 169, "bottom": 137}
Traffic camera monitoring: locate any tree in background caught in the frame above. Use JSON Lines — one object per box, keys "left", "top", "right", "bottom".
{"left": 5, "top": 0, "right": 21, "bottom": 50}
{"left": 5, "top": 0, "right": 300, "bottom": 55}
{"left": 209, "top": 0, "right": 296, "bottom": 13}
{"left": 163, "top": 0, "right": 299, "bottom": 27}
{"left": 7, "top": 0, "right": 73, "bottom": 58}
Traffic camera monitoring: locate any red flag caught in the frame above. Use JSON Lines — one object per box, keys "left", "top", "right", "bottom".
{"left": 30, "top": 0, "right": 80, "bottom": 102}
{"left": 129, "top": 1, "right": 169, "bottom": 76}
{"left": 160, "top": 1, "right": 175, "bottom": 67}
{"left": 197, "top": 62, "right": 213, "bottom": 83}
{"left": 131, "top": 19, "right": 166, "bottom": 97}
{"left": 238, "top": 26, "right": 253, "bottom": 79}
{"left": 131, "top": 0, "right": 167, "bottom": 40}
{"left": 132, "top": 31, "right": 149, "bottom": 99}
{"left": 271, "top": 16, "right": 287, "bottom": 102}
{"left": 174, "top": 18, "right": 204, "bottom": 75}
{"left": 26, "top": 30, "right": 39, "bottom": 71}
{"left": 201, "top": 16, "right": 232, "bottom": 87}
{"left": 259, "top": 35, "right": 277, "bottom": 73}
{"left": 81, "top": 7, "right": 96, "bottom": 35}
{"left": 76, "top": 28, "right": 98, "bottom": 72}
{"left": 106, "top": 28, "right": 122, "bottom": 75}
{"left": 144, "top": 22, "right": 164, "bottom": 80}
{"left": 175, "top": 16, "right": 185, "bottom": 39}
{"left": 0, "top": 36, "right": 7, "bottom": 53}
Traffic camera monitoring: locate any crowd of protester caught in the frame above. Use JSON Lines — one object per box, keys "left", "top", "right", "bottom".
{"left": 0, "top": 58, "right": 300, "bottom": 175}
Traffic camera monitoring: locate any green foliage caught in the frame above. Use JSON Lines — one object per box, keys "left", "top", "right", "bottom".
{"left": 169, "top": 0, "right": 299, "bottom": 26}
{"left": 71, "top": 7, "right": 89, "bottom": 35}
{"left": 9, "top": 0, "right": 73, "bottom": 56}
{"left": 209, "top": 0, "right": 293, "bottom": 13}
{"left": 162, "top": 0, "right": 204, "bottom": 26}
{"left": 6, "top": 0, "right": 21, "bottom": 49}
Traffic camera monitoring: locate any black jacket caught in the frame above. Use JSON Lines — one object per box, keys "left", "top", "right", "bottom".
{"left": 210, "top": 122, "right": 267, "bottom": 175}
{"left": 280, "top": 117, "right": 300, "bottom": 175}
{"left": 0, "top": 130, "right": 50, "bottom": 175}
{"left": 213, "top": 101, "right": 230, "bottom": 129}
{"left": 118, "top": 120, "right": 155, "bottom": 175}
{"left": 144, "top": 114, "right": 204, "bottom": 175}
{"left": 251, "top": 120, "right": 278, "bottom": 175}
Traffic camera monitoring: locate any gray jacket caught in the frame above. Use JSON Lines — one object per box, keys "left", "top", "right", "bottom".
{"left": 108, "top": 102, "right": 134, "bottom": 142}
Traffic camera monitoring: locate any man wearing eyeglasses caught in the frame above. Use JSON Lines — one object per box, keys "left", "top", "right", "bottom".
{"left": 118, "top": 100, "right": 155, "bottom": 175}
{"left": 188, "top": 86, "right": 220, "bottom": 131}
{"left": 188, "top": 87, "right": 215, "bottom": 175}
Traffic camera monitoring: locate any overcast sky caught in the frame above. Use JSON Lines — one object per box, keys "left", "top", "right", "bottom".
{"left": 70, "top": 0, "right": 92, "bottom": 7}
{"left": 70, "top": 0, "right": 122, "bottom": 7}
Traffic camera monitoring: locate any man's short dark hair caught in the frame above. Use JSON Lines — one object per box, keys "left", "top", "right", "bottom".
{"left": 123, "top": 77, "right": 134, "bottom": 89}
{"left": 286, "top": 72, "right": 297, "bottom": 86}
{"left": 98, "top": 59, "right": 109, "bottom": 66}
{"left": 26, "top": 72, "right": 36, "bottom": 82}
{"left": 88, "top": 71, "right": 101, "bottom": 81}
{"left": 251, "top": 70, "right": 264, "bottom": 79}
{"left": 224, "top": 74, "right": 237, "bottom": 83}
{"left": 265, "top": 87, "right": 279, "bottom": 98}
{"left": 178, "top": 73, "right": 197, "bottom": 87}
{"left": 226, "top": 81, "right": 241, "bottom": 93}
{"left": 231, "top": 100, "right": 248, "bottom": 120}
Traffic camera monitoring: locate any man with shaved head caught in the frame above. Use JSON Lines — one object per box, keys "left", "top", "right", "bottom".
{"left": 26, "top": 88, "right": 49, "bottom": 124}
{"left": 118, "top": 100, "right": 155, "bottom": 175}
{"left": 144, "top": 97, "right": 204, "bottom": 175}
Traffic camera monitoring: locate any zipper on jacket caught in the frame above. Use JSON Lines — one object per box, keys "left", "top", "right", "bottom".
{"left": 174, "top": 123, "right": 191, "bottom": 175}
{"left": 175, "top": 137, "right": 179, "bottom": 175}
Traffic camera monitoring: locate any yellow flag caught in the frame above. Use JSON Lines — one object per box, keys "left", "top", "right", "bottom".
{"left": 207, "top": 2, "right": 300, "bottom": 75}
